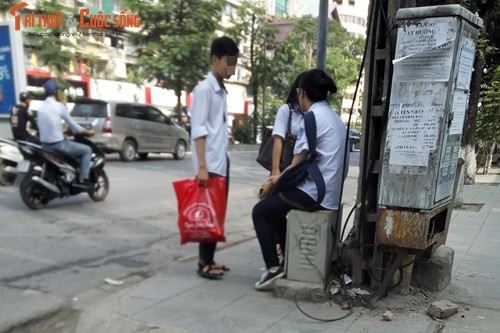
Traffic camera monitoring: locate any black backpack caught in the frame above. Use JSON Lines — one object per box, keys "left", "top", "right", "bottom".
{"left": 272, "top": 111, "right": 326, "bottom": 210}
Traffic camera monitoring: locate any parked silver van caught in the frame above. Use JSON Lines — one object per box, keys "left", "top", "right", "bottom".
{"left": 71, "top": 98, "right": 189, "bottom": 162}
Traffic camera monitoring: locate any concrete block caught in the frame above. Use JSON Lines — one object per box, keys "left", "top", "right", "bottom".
{"left": 411, "top": 245, "right": 454, "bottom": 292}
{"left": 285, "top": 209, "right": 340, "bottom": 284}
{"left": 427, "top": 300, "right": 458, "bottom": 319}
{"left": 274, "top": 279, "right": 328, "bottom": 303}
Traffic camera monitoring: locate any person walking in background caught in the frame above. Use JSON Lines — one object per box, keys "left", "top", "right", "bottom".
{"left": 190, "top": 36, "right": 239, "bottom": 280}
{"left": 9, "top": 91, "right": 39, "bottom": 143}
{"left": 253, "top": 69, "right": 347, "bottom": 290}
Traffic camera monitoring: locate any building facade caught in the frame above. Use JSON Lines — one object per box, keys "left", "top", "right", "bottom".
{"left": 6, "top": 0, "right": 253, "bottom": 118}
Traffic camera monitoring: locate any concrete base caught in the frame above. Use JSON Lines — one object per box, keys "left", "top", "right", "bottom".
{"left": 411, "top": 245, "right": 454, "bottom": 292}
{"left": 274, "top": 279, "right": 328, "bottom": 303}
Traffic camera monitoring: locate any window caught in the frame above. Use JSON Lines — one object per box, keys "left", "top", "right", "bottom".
{"left": 340, "top": 15, "right": 366, "bottom": 27}
{"left": 113, "top": 0, "right": 123, "bottom": 12}
{"left": 115, "top": 104, "right": 131, "bottom": 118}
{"left": 72, "top": 102, "right": 107, "bottom": 118}
{"left": 147, "top": 107, "right": 167, "bottom": 123}
{"left": 89, "top": 0, "right": 101, "bottom": 9}
{"left": 131, "top": 105, "right": 148, "bottom": 120}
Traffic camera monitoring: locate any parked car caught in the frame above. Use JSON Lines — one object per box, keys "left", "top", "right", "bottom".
{"left": 348, "top": 128, "right": 361, "bottom": 152}
{"left": 71, "top": 98, "right": 190, "bottom": 161}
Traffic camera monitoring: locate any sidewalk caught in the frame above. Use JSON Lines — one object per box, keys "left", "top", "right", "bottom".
{"left": 67, "top": 182, "right": 500, "bottom": 333}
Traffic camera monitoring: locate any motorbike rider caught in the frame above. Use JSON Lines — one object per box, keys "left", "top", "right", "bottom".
{"left": 9, "top": 91, "right": 39, "bottom": 143}
{"left": 37, "top": 79, "right": 95, "bottom": 189}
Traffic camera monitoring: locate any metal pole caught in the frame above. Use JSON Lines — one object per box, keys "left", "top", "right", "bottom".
{"left": 316, "top": 0, "right": 329, "bottom": 70}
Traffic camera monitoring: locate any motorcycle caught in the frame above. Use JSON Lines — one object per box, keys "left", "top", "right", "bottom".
{"left": 16, "top": 130, "right": 109, "bottom": 210}
{"left": 0, "top": 137, "right": 24, "bottom": 186}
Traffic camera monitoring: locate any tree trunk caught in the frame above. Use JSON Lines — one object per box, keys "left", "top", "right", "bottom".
{"left": 462, "top": 51, "right": 485, "bottom": 184}
{"left": 483, "top": 142, "right": 496, "bottom": 175}
{"left": 250, "top": 14, "right": 258, "bottom": 143}
{"left": 175, "top": 76, "right": 182, "bottom": 123}
{"left": 252, "top": 80, "right": 259, "bottom": 143}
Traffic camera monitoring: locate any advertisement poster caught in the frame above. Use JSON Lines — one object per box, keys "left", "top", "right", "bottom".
{"left": 392, "top": 17, "right": 457, "bottom": 82}
{"left": 456, "top": 38, "right": 476, "bottom": 90}
{"left": 386, "top": 81, "right": 446, "bottom": 169}
{"left": 449, "top": 90, "right": 468, "bottom": 135}
{"left": 0, "top": 25, "right": 16, "bottom": 116}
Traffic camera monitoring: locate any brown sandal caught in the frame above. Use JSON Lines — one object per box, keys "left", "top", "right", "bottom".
{"left": 198, "top": 261, "right": 230, "bottom": 272}
{"left": 197, "top": 264, "right": 223, "bottom": 280}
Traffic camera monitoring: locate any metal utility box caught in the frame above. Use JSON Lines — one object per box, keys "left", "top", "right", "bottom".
{"left": 285, "top": 209, "right": 341, "bottom": 284}
{"left": 376, "top": 5, "right": 482, "bottom": 249}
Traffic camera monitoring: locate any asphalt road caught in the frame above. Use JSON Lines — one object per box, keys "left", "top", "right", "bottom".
{"left": 0, "top": 150, "right": 359, "bottom": 302}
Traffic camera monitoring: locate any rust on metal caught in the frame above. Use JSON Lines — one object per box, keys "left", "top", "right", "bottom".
{"left": 376, "top": 208, "right": 430, "bottom": 249}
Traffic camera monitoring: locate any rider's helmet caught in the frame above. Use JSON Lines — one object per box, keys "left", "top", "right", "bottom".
{"left": 19, "top": 91, "right": 34, "bottom": 103}
{"left": 43, "top": 79, "right": 60, "bottom": 96}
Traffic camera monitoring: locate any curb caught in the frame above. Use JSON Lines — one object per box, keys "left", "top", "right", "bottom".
{"left": 0, "top": 295, "right": 68, "bottom": 333}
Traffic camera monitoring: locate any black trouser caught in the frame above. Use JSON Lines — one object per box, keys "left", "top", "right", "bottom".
{"left": 13, "top": 132, "right": 39, "bottom": 144}
{"left": 198, "top": 163, "right": 230, "bottom": 265}
{"left": 252, "top": 188, "right": 317, "bottom": 269}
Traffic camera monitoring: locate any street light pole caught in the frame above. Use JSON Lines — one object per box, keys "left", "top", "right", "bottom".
{"left": 316, "top": 0, "right": 329, "bottom": 70}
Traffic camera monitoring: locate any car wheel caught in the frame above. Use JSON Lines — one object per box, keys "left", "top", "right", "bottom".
{"left": 173, "top": 140, "right": 186, "bottom": 160}
{"left": 138, "top": 153, "right": 149, "bottom": 160}
{"left": 120, "top": 140, "right": 137, "bottom": 162}
{"left": 349, "top": 141, "right": 354, "bottom": 152}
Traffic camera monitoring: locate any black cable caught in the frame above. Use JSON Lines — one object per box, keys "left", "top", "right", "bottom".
{"left": 294, "top": 295, "right": 354, "bottom": 322}
{"left": 340, "top": 204, "right": 356, "bottom": 242}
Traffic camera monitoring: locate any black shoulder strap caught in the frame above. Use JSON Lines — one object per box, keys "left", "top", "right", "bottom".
{"left": 304, "top": 111, "right": 316, "bottom": 154}
{"left": 286, "top": 103, "right": 293, "bottom": 134}
{"left": 304, "top": 112, "right": 326, "bottom": 206}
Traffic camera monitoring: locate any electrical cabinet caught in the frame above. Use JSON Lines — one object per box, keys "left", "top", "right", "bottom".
{"left": 377, "top": 5, "right": 482, "bottom": 249}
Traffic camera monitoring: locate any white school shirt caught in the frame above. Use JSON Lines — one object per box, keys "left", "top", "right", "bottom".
{"left": 37, "top": 96, "right": 85, "bottom": 144}
{"left": 272, "top": 103, "right": 303, "bottom": 138}
{"left": 293, "top": 100, "right": 347, "bottom": 210}
{"left": 190, "top": 72, "right": 229, "bottom": 177}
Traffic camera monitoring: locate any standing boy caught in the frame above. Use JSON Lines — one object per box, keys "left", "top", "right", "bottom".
{"left": 190, "top": 36, "right": 239, "bottom": 279}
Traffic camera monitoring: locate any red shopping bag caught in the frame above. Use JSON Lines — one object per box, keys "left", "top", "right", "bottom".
{"left": 172, "top": 177, "right": 227, "bottom": 244}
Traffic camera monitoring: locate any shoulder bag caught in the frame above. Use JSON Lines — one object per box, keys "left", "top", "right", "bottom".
{"left": 256, "top": 104, "right": 297, "bottom": 172}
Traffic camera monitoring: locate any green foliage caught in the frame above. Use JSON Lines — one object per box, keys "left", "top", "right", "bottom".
{"left": 224, "top": 0, "right": 277, "bottom": 141}
{"left": 232, "top": 116, "right": 254, "bottom": 144}
{"left": 0, "top": 1, "right": 16, "bottom": 14}
{"left": 124, "top": 0, "right": 225, "bottom": 107}
{"left": 460, "top": 1, "right": 500, "bottom": 149}
{"left": 268, "top": 16, "right": 364, "bottom": 111}
{"left": 477, "top": 65, "right": 500, "bottom": 150}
